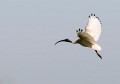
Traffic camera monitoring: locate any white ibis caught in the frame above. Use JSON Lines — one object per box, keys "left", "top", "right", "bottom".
{"left": 55, "top": 14, "right": 102, "bottom": 59}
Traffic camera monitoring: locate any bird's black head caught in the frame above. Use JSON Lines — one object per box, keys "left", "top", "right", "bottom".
{"left": 63, "top": 39, "right": 72, "bottom": 43}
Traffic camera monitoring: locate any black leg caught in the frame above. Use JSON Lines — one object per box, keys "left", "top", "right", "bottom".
{"left": 95, "top": 50, "right": 102, "bottom": 59}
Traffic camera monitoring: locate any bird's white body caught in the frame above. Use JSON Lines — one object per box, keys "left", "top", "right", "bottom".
{"left": 55, "top": 14, "right": 102, "bottom": 59}
{"left": 75, "top": 31, "right": 101, "bottom": 51}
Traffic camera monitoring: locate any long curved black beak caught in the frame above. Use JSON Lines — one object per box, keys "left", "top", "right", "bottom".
{"left": 55, "top": 39, "right": 72, "bottom": 45}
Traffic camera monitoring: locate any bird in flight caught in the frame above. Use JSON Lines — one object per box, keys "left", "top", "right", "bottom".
{"left": 55, "top": 14, "right": 102, "bottom": 59}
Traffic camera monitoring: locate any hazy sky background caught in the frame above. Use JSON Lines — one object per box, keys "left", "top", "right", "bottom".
{"left": 0, "top": 0, "right": 120, "bottom": 84}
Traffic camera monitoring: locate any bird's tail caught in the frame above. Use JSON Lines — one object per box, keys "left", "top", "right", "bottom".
{"left": 92, "top": 44, "right": 102, "bottom": 59}
{"left": 92, "top": 44, "right": 101, "bottom": 51}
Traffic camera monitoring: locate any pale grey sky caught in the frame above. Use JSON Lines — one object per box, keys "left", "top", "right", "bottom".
{"left": 0, "top": 0, "right": 120, "bottom": 84}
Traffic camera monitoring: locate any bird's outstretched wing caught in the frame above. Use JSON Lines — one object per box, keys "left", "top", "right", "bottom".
{"left": 85, "top": 14, "right": 102, "bottom": 42}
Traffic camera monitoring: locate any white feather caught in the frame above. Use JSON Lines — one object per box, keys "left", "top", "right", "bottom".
{"left": 92, "top": 43, "right": 101, "bottom": 51}
{"left": 85, "top": 14, "right": 102, "bottom": 42}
